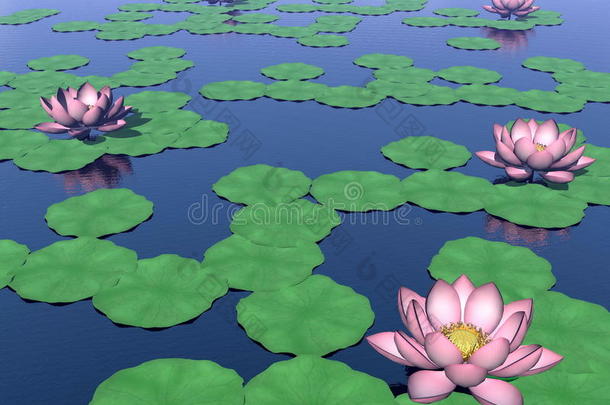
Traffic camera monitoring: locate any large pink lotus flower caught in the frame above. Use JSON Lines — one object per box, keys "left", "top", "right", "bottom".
{"left": 366, "top": 275, "right": 563, "bottom": 405}
{"left": 475, "top": 119, "right": 596, "bottom": 183}
{"left": 35, "top": 82, "right": 131, "bottom": 140}
{"left": 483, "top": 0, "right": 540, "bottom": 19}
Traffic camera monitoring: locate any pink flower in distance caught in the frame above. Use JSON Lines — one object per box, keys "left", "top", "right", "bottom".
{"left": 366, "top": 275, "right": 563, "bottom": 405}
{"left": 483, "top": 0, "right": 540, "bottom": 19}
{"left": 35, "top": 82, "right": 132, "bottom": 140}
{"left": 475, "top": 118, "right": 596, "bottom": 183}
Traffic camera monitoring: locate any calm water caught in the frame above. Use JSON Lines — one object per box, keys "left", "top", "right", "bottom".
{"left": 0, "top": 0, "right": 609, "bottom": 403}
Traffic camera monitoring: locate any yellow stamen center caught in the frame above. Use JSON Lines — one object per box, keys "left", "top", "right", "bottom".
{"left": 88, "top": 104, "right": 95, "bottom": 110}
{"left": 535, "top": 143, "right": 546, "bottom": 152}
{"left": 440, "top": 322, "right": 489, "bottom": 361}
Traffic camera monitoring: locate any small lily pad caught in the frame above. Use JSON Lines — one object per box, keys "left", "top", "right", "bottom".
{"left": 144, "top": 24, "right": 181, "bottom": 36}
{"left": 374, "top": 67, "right": 436, "bottom": 84}
{"left": 27, "top": 55, "right": 90, "bottom": 71}
{"left": 576, "top": 145, "right": 610, "bottom": 177}
{"left": 202, "top": 235, "right": 323, "bottom": 292}
{"left": 118, "top": 3, "right": 162, "bottom": 12}
{"left": 93, "top": 254, "right": 228, "bottom": 328}
{"left": 348, "top": 5, "right": 395, "bottom": 15}
{"left": 311, "top": 171, "right": 407, "bottom": 212}
{"left": 13, "top": 139, "right": 106, "bottom": 173}
{"left": 486, "top": 19, "right": 536, "bottom": 30}
{"left": 555, "top": 83, "right": 610, "bottom": 103}
{"left": 0, "top": 107, "right": 49, "bottom": 129}
{"left": 354, "top": 53, "right": 414, "bottom": 69}
{"left": 45, "top": 188, "right": 153, "bottom": 238}
{"left": 127, "top": 46, "right": 186, "bottom": 60}
{"left": 0, "top": 71, "right": 16, "bottom": 85}
{"left": 446, "top": 16, "right": 490, "bottom": 27}
{"left": 111, "top": 70, "right": 177, "bottom": 87}
{"left": 105, "top": 11, "right": 153, "bottom": 21}
{"left": 125, "top": 91, "right": 191, "bottom": 113}
{"left": 214, "top": 164, "right": 311, "bottom": 205}
{"left": 89, "top": 359, "right": 244, "bottom": 405}
{"left": 544, "top": 175, "right": 610, "bottom": 206}
{"left": 276, "top": 4, "right": 319, "bottom": 13}
{"left": 437, "top": 66, "right": 502, "bottom": 84}
{"left": 130, "top": 59, "right": 194, "bottom": 74}
{"left": 456, "top": 84, "right": 519, "bottom": 106}
{"left": 269, "top": 25, "right": 318, "bottom": 38}
{"left": 522, "top": 56, "right": 586, "bottom": 73}
{"left": 315, "top": 14, "right": 361, "bottom": 26}
{"left": 265, "top": 80, "right": 328, "bottom": 101}
{"left": 552, "top": 70, "right": 610, "bottom": 88}
{"left": 514, "top": 90, "right": 586, "bottom": 113}
{"left": 298, "top": 34, "right": 349, "bottom": 48}
{"left": 403, "top": 170, "right": 493, "bottom": 213}
{"left": 230, "top": 199, "right": 341, "bottom": 247}
{"left": 261, "top": 62, "right": 324, "bottom": 80}
{"left": 315, "top": 86, "right": 383, "bottom": 108}
{"left": 395, "top": 85, "right": 459, "bottom": 106}
{"left": 233, "top": 23, "right": 273, "bottom": 35}
{"left": 433, "top": 8, "right": 479, "bottom": 17}
{"left": 233, "top": 13, "right": 278, "bottom": 23}
{"left": 0, "top": 8, "right": 60, "bottom": 25}
{"left": 200, "top": 80, "right": 266, "bottom": 100}
{"left": 0, "top": 240, "right": 29, "bottom": 288}
{"left": 237, "top": 275, "right": 374, "bottom": 355}
{"left": 381, "top": 136, "right": 471, "bottom": 170}
{"left": 170, "top": 119, "right": 228, "bottom": 149}
{"left": 447, "top": 36, "right": 501, "bottom": 50}
{"left": 52, "top": 21, "right": 100, "bottom": 31}
{"left": 483, "top": 183, "right": 588, "bottom": 228}
{"left": 428, "top": 236, "right": 555, "bottom": 303}
{"left": 7, "top": 71, "right": 81, "bottom": 94}
{"left": 366, "top": 80, "right": 432, "bottom": 98}
{"left": 0, "top": 130, "right": 49, "bottom": 160}
{"left": 96, "top": 29, "right": 146, "bottom": 41}
{"left": 402, "top": 17, "right": 449, "bottom": 27}
{"left": 10, "top": 238, "right": 137, "bottom": 303}
{"left": 244, "top": 355, "right": 396, "bottom": 405}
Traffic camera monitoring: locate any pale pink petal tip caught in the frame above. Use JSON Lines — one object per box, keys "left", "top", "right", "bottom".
{"left": 469, "top": 378, "right": 523, "bottom": 405}
{"left": 408, "top": 370, "right": 456, "bottom": 403}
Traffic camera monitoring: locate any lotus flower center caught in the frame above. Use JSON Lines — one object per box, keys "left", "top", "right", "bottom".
{"left": 87, "top": 104, "right": 95, "bottom": 110}
{"left": 535, "top": 143, "right": 546, "bottom": 152}
{"left": 440, "top": 322, "right": 489, "bottom": 361}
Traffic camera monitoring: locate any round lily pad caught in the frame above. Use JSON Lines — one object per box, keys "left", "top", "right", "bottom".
{"left": 395, "top": 392, "right": 476, "bottom": 404}
{"left": 552, "top": 70, "right": 610, "bottom": 87}
{"left": 127, "top": 46, "right": 186, "bottom": 60}
{"left": 45, "top": 188, "right": 153, "bottom": 238}
{"left": 119, "top": 3, "right": 162, "bottom": 12}
{"left": 349, "top": 5, "right": 395, "bottom": 15}
{"left": 0, "top": 8, "right": 60, "bottom": 25}
{"left": 260, "top": 62, "right": 324, "bottom": 80}
{"left": 125, "top": 91, "right": 191, "bottom": 113}
{"left": 315, "top": 86, "right": 383, "bottom": 108}
{"left": 105, "top": 11, "right": 153, "bottom": 21}
{"left": 78, "top": 75, "right": 121, "bottom": 89}
{"left": 447, "top": 37, "right": 501, "bottom": 50}
{"left": 402, "top": 17, "right": 449, "bottom": 27}
{"left": 311, "top": 171, "right": 407, "bottom": 212}
{"left": 317, "top": 4, "right": 353, "bottom": 12}
{"left": 437, "top": 66, "right": 502, "bottom": 84}
{"left": 233, "top": 13, "right": 278, "bottom": 23}
{"left": 315, "top": 14, "right": 361, "bottom": 25}
{"left": 13, "top": 139, "right": 106, "bottom": 173}
{"left": 428, "top": 236, "right": 554, "bottom": 303}
{"left": 202, "top": 235, "right": 323, "bottom": 292}
{"left": 89, "top": 359, "right": 244, "bottom": 405}
{"left": 298, "top": 34, "right": 349, "bottom": 47}
{"left": 143, "top": 23, "right": 181, "bottom": 36}
{"left": 544, "top": 175, "right": 610, "bottom": 206}
{"left": 486, "top": 19, "right": 536, "bottom": 30}
{"left": 313, "top": 0, "right": 353, "bottom": 4}
{"left": 575, "top": 144, "right": 610, "bottom": 177}
{"left": 522, "top": 56, "right": 586, "bottom": 73}
{"left": 483, "top": 183, "right": 588, "bottom": 228}
{"left": 514, "top": 90, "right": 586, "bottom": 113}
{"left": 395, "top": 85, "right": 459, "bottom": 106}
{"left": 111, "top": 70, "right": 177, "bottom": 87}
{"left": 10, "top": 237, "right": 137, "bottom": 303}
{"left": 27, "top": 55, "right": 90, "bottom": 71}
{"left": 456, "top": 84, "right": 519, "bottom": 106}
{"left": 387, "top": 0, "right": 426, "bottom": 12}
{"left": 276, "top": 4, "right": 319, "bottom": 13}
{"left": 244, "top": 355, "right": 396, "bottom": 405}
{"left": 233, "top": 23, "right": 273, "bottom": 34}
{"left": 446, "top": 16, "right": 491, "bottom": 27}
{"left": 230, "top": 199, "right": 341, "bottom": 247}
{"left": 213, "top": 164, "right": 311, "bottom": 205}
{"left": 354, "top": 53, "right": 414, "bottom": 70}
{"left": 237, "top": 275, "right": 374, "bottom": 355}
{"left": 265, "top": 80, "right": 328, "bottom": 101}
{"left": 311, "top": 22, "right": 357, "bottom": 34}
{"left": 96, "top": 29, "right": 146, "bottom": 41}
{"left": 555, "top": 83, "right": 610, "bottom": 103}
{"left": 170, "top": 119, "right": 228, "bottom": 149}
{"left": 0, "top": 106, "right": 49, "bottom": 129}
{"left": 7, "top": 71, "right": 81, "bottom": 94}
{"left": 403, "top": 170, "right": 493, "bottom": 213}
{"left": 130, "top": 59, "right": 194, "bottom": 74}
{"left": 200, "top": 80, "right": 266, "bottom": 100}
{"left": 366, "top": 80, "right": 430, "bottom": 98}
{"left": 434, "top": 8, "right": 479, "bottom": 17}
{"left": 0, "top": 130, "right": 49, "bottom": 160}
{"left": 381, "top": 135, "right": 471, "bottom": 170}
{"left": 0, "top": 240, "right": 29, "bottom": 288}
{"left": 269, "top": 25, "right": 318, "bottom": 38}
{"left": 0, "top": 71, "right": 16, "bottom": 85}
{"left": 374, "top": 67, "right": 436, "bottom": 84}
{"left": 181, "top": 23, "right": 233, "bottom": 35}
{"left": 92, "top": 254, "right": 228, "bottom": 328}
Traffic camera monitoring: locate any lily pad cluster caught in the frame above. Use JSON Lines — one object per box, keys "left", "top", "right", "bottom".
{"left": 277, "top": 0, "right": 427, "bottom": 15}
{"left": 0, "top": 8, "right": 59, "bottom": 25}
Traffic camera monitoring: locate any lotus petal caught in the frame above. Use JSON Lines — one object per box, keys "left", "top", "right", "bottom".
{"left": 544, "top": 138, "right": 566, "bottom": 161}
{"left": 497, "top": 299, "right": 533, "bottom": 328}
{"left": 496, "top": 141, "right": 522, "bottom": 166}
{"left": 68, "top": 128, "right": 91, "bottom": 138}
{"left": 549, "top": 145, "right": 585, "bottom": 170}
{"left": 66, "top": 98, "right": 89, "bottom": 122}
{"left": 567, "top": 156, "right": 596, "bottom": 171}
{"left": 521, "top": 0, "right": 535, "bottom": 9}
{"left": 491, "top": 0, "right": 505, "bottom": 9}
{"left": 97, "top": 119, "right": 126, "bottom": 132}
{"left": 468, "top": 337, "right": 510, "bottom": 370}
{"left": 424, "top": 332, "right": 463, "bottom": 368}
{"left": 408, "top": 370, "right": 456, "bottom": 404}
{"left": 526, "top": 150, "right": 554, "bottom": 171}
{"left": 539, "top": 171, "right": 574, "bottom": 184}
{"left": 490, "top": 344, "right": 542, "bottom": 377}
{"left": 77, "top": 82, "right": 99, "bottom": 106}
{"left": 514, "top": 7, "right": 539, "bottom": 16}
{"left": 475, "top": 151, "right": 507, "bottom": 168}
{"left": 444, "top": 364, "right": 487, "bottom": 387}
{"left": 469, "top": 378, "right": 523, "bottom": 405}
{"left": 50, "top": 95, "right": 77, "bottom": 126}
{"left": 513, "top": 137, "right": 537, "bottom": 162}
{"left": 366, "top": 332, "right": 414, "bottom": 366}
{"left": 100, "top": 86, "right": 112, "bottom": 104}
{"left": 483, "top": 5, "right": 500, "bottom": 13}
{"left": 404, "top": 299, "right": 435, "bottom": 346}
{"left": 107, "top": 106, "right": 131, "bottom": 121}
{"left": 82, "top": 106, "right": 103, "bottom": 126}
{"left": 533, "top": 120, "right": 560, "bottom": 146}
{"left": 40, "top": 97, "right": 53, "bottom": 116}
{"left": 561, "top": 129, "right": 577, "bottom": 151}
{"left": 510, "top": 119, "right": 534, "bottom": 143}
{"left": 105, "top": 96, "right": 125, "bottom": 119}
{"left": 526, "top": 118, "right": 539, "bottom": 135}
{"left": 505, "top": 166, "right": 532, "bottom": 180}
{"left": 500, "top": 126, "right": 514, "bottom": 150}
{"left": 425, "top": 280, "right": 461, "bottom": 329}
{"left": 94, "top": 93, "right": 110, "bottom": 111}
{"left": 35, "top": 122, "right": 69, "bottom": 134}
{"left": 492, "top": 124, "right": 503, "bottom": 143}
{"left": 395, "top": 331, "right": 438, "bottom": 369}
{"left": 518, "top": 347, "right": 563, "bottom": 376}
{"left": 452, "top": 275, "right": 475, "bottom": 320}
{"left": 489, "top": 311, "right": 528, "bottom": 352}
{"left": 464, "top": 283, "right": 504, "bottom": 334}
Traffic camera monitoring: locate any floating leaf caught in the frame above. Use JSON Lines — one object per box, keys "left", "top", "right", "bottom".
{"left": 486, "top": 19, "right": 536, "bottom": 30}
{"left": 514, "top": 90, "right": 586, "bottom": 113}
{"left": 105, "top": 12, "right": 152, "bottom": 22}
{"left": 374, "top": 67, "right": 435, "bottom": 84}
{"left": 456, "top": 84, "right": 519, "bottom": 106}
{"left": 381, "top": 136, "right": 471, "bottom": 170}
{"left": 365, "top": 80, "right": 431, "bottom": 98}
{"left": 437, "top": 66, "right": 501, "bottom": 84}
{"left": 298, "top": 34, "right": 349, "bottom": 47}
{"left": 265, "top": 80, "right": 328, "bottom": 101}
{"left": 200, "top": 80, "right": 266, "bottom": 100}
{"left": 10, "top": 238, "right": 137, "bottom": 303}
{"left": 276, "top": 4, "right": 319, "bottom": 13}
{"left": 27, "top": 55, "right": 89, "bottom": 71}
{"left": 354, "top": 53, "right": 414, "bottom": 69}
{"left": 395, "top": 392, "right": 476, "bottom": 404}
{"left": 269, "top": 25, "right": 318, "bottom": 38}
{"left": 576, "top": 145, "right": 610, "bottom": 177}
{"left": 555, "top": 83, "right": 610, "bottom": 103}
{"left": 125, "top": 91, "right": 191, "bottom": 113}
{"left": 315, "top": 86, "right": 383, "bottom": 108}
{"left": 13, "top": 139, "right": 106, "bottom": 173}
{"left": 233, "top": 23, "right": 273, "bottom": 35}
{"left": 552, "top": 70, "right": 610, "bottom": 87}
{"left": 544, "top": 175, "right": 610, "bottom": 206}
{"left": 260, "top": 62, "right": 324, "bottom": 80}
{"left": 434, "top": 8, "right": 479, "bottom": 17}
{"left": 0, "top": 240, "right": 29, "bottom": 288}
{"left": 0, "top": 130, "right": 49, "bottom": 160}
{"left": 447, "top": 37, "right": 501, "bottom": 50}
{"left": 127, "top": 46, "right": 186, "bottom": 60}
{"left": 130, "top": 59, "right": 194, "bottom": 74}
{"left": 0, "top": 107, "right": 49, "bottom": 129}
{"left": 522, "top": 56, "right": 585, "bottom": 73}
{"left": 233, "top": 13, "right": 278, "bottom": 23}
{"left": 0, "top": 8, "right": 60, "bottom": 25}
{"left": 395, "top": 85, "right": 459, "bottom": 106}
{"left": 93, "top": 254, "right": 228, "bottom": 328}
{"left": 7, "top": 71, "right": 81, "bottom": 94}
{"left": 402, "top": 17, "right": 449, "bottom": 27}
{"left": 445, "top": 16, "right": 490, "bottom": 27}
{"left": 111, "top": 70, "right": 177, "bottom": 87}
{"left": 0, "top": 71, "right": 16, "bottom": 86}
{"left": 170, "top": 119, "right": 228, "bottom": 149}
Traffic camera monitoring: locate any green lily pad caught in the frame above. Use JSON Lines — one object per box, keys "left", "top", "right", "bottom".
{"left": 45, "top": 188, "right": 153, "bottom": 238}
{"left": 403, "top": 170, "right": 493, "bottom": 213}
{"left": 0, "top": 71, "right": 16, "bottom": 86}
{"left": 402, "top": 17, "right": 449, "bottom": 27}
{"left": 447, "top": 37, "right": 501, "bottom": 50}
{"left": 202, "top": 235, "right": 323, "bottom": 292}
{"left": 269, "top": 25, "right": 318, "bottom": 38}
{"left": 99, "top": 21, "right": 148, "bottom": 32}
{"left": 552, "top": 70, "right": 610, "bottom": 87}
{"left": 0, "top": 130, "right": 49, "bottom": 160}
{"left": 125, "top": 91, "right": 191, "bottom": 113}
{"left": 313, "top": 0, "right": 353, "bottom": 4}
{"left": 237, "top": 275, "right": 374, "bottom": 355}
{"left": 127, "top": 46, "right": 186, "bottom": 60}
{"left": 514, "top": 90, "right": 586, "bottom": 113}
{"left": 89, "top": 358, "right": 244, "bottom": 405}
{"left": 170, "top": 119, "right": 228, "bottom": 149}
{"left": 7, "top": 71, "right": 81, "bottom": 94}
{"left": 366, "top": 80, "right": 432, "bottom": 98}
{"left": 311, "top": 171, "right": 407, "bottom": 212}
{"left": 576, "top": 145, "right": 610, "bottom": 177}
{"left": 486, "top": 19, "right": 536, "bottom": 30}
{"left": 214, "top": 164, "right": 311, "bottom": 205}
{"left": 261, "top": 62, "right": 324, "bottom": 80}
{"left": 230, "top": 199, "right": 341, "bottom": 247}
{"left": 181, "top": 23, "right": 233, "bottom": 35}
{"left": 381, "top": 136, "right": 471, "bottom": 170}
{"left": 27, "top": 55, "right": 90, "bottom": 71}
{"left": 456, "top": 84, "right": 519, "bottom": 106}
{"left": 387, "top": 0, "right": 427, "bottom": 12}
{"left": 265, "top": 80, "right": 328, "bottom": 101}
{"left": 276, "top": 4, "right": 319, "bottom": 13}
{"left": 0, "top": 107, "right": 49, "bottom": 129}
{"left": 0, "top": 8, "right": 60, "bottom": 25}
{"left": 428, "top": 236, "right": 554, "bottom": 303}
{"left": 315, "top": 86, "right": 383, "bottom": 108}
{"left": 79, "top": 75, "right": 121, "bottom": 89}
{"left": 483, "top": 183, "right": 588, "bottom": 228}
{"left": 437, "top": 66, "right": 501, "bottom": 84}
{"left": 13, "top": 139, "right": 106, "bottom": 173}
{"left": 200, "top": 80, "right": 266, "bottom": 100}
{"left": 105, "top": 11, "right": 152, "bottom": 21}
{"left": 445, "top": 17, "right": 491, "bottom": 28}
{"left": 233, "top": 23, "right": 273, "bottom": 35}
{"left": 354, "top": 53, "right": 414, "bottom": 69}
{"left": 434, "top": 8, "right": 479, "bottom": 17}
{"left": 522, "top": 56, "right": 586, "bottom": 73}
{"left": 554, "top": 83, "right": 610, "bottom": 103}
{"left": 298, "top": 34, "right": 349, "bottom": 48}
{"left": 233, "top": 13, "right": 278, "bottom": 23}
{"left": 118, "top": 3, "right": 162, "bottom": 12}
{"left": 10, "top": 238, "right": 137, "bottom": 303}
{"left": 96, "top": 29, "right": 146, "bottom": 41}
{"left": 143, "top": 23, "right": 181, "bottom": 36}
{"left": 315, "top": 14, "right": 361, "bottom": 25}
{"left": 316, "top": 4, "right": 353, "bottom": 12}
{"left": 130, "top": 59, "right": 194, "bottom": 74}
{"left": 244, "top": 355, "right": 396, "bottom": 405}
{"left": 395, "top": 392, "right": 477, "bottom": 404}
{"left": 0, "top": 240, "right": 29, "bottom": 288}
{"left": 93, "top": 254, "right": 228, "bottom": 328}
{"left": 310, "top": 23, "right": 357, "bottom": 34}
{"left": 52, "top": 21, "right": 101, "bottom": 32}
{"left": 111, "top": 70, "right": 177, "bottom": 87}
{"left": 348, "top": 5, "right": 395, "bottom": 15}
{"left": 544, "top": 175, "right": 610, "bottom": 206}
{"left": 395, "top": 85, "right": 459, "bottom": 106}
{"left": 374, "top": 67, "right": 436, "bottom": 84}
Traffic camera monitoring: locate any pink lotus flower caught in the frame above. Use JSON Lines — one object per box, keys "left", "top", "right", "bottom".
{"left": 35, "top": 82, "right": 132, "bottom": 140}
{"left": 475, "top": 119, "right": 596, "bottom": 183}
{"left": 366, "top": 275, "right": 563, "bottom": 405}
{"left": 483, "top": 0, "right": 540, "bottom": 19}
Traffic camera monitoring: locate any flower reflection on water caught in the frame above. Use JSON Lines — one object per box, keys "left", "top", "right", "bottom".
{"left": 484, "top": 214, "right": 570, "bottom": 249}
{"left": 61, "top": 155, "right": 133, "bottom": 194}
